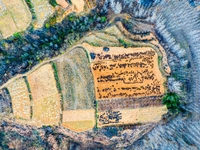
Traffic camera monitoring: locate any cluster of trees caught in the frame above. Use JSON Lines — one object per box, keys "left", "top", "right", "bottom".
{"left": 0, "top": 6, "right": 108, "bottom": 86}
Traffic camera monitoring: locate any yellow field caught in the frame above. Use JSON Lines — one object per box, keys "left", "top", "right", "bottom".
{"left": 32, "top": 0, "right": 54, "bottom": 28}
{"left": 62, "top": 109, "right": 95, "bottom": 132}
{"left": 0, "top": 0, "right": 31, "bottom": 38}
{"left": 56, "top": 0, "right": 69, "bottom": 8}
{"left": 7, "top": 78, "right": 31, "bottom": 120}
{"left": 27, "top": 64, "right": 61, "bottom": 126}
{"left": 62, "top": 120, "right": 94, "bottom": 132}
{"left": 83, "top": 43, "right": 165, "bottom": 100}
{"left": 71, "top": 0, "right": 85, "bottom": 13}
{"left": 98, "top": 106, "right": 167, "bottom": 127}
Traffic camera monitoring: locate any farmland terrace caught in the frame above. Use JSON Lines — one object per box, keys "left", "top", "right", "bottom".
{"left": 0, "top": 22, "right": 168, "bottom": 132}
{"left": 0, "top": 0, "right": 199, "bottom": 149}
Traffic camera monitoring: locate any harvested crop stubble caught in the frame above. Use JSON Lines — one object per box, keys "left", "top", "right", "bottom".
{"left": 27, "top": 64, "right": 61, "bottom": 126}
{"left": 62, "top": 109, "right": 95, "bottom": 132}
{"left": 98, "top": 106, "right": 167, "bottom": 127}
{"left": 0, "top": 0, "right": 31, "bottom": 38}
{"left": 71, "top": 0, "right": 85, "bottom": 12}
{"left": 55, "top": 47, "right": 95, "bottom": 110}
{"left": 7, "top": 78, "right": 31, "bottom": 120}
{"left": 32, "top": 0, "right": 54, "bottom": 28}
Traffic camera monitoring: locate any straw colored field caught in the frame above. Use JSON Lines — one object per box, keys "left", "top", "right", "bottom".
{"left": 0, "top": 0, "right": 31, "bottom": 38}
{"left": 32, "top": 0, "right": 54, "bottom": 28}
{"left": 84, "top": 44, "right": 165, "bottom": 99}
{"left": 55, "top": 47, "right": 95, "bottom": 110}
{"left": 81, "top": 26, "right": 134, "bottom": 48}
{"left": 62, "top": 120, "right": 94, "bottom": 132}
{"left": 7, "top": 78, "right": 30, "bottom": 120}
{"left": 71, "top": 0, "right": 85, "bottom": 13}
{"left": 98, "top": 106, "right": 167, "bottom": 127}
{"left": 56, "top": 0, "right": 69, "bottom": 8}
{"left": 62, "top": 109, "right": 95, "bottom": 132}
{"left": 27, "top": 64, "right": 61, "bottom": 126}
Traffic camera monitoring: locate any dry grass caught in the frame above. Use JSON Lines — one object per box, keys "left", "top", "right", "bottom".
{"left": 62, "top": 109, "right": 95, "bottom": 132}
{"left": 55, "top": 48, "right": 95, "bottom": 110}
{"left": 7, "top": 78, "right": 31, "bottom": 120}
{"left": 27, "top": 64, "right": 61, "bottom": 126}
{"left": 56, "top": 0, "right": 69, "bottom": 8}
{"left": 32, "top": 0, "right": 54, "bottom": 28}
{"left": 71, "top": 0, "right": 85, "bottom": 13}
{"left": 62, "top": 120, "right": 94, "bottom": 132}
{"left": 98, "top": 106, "right": 167, "bottom": 127}
{"left": 0, "top": 0, "right": 31, "bottom": 38}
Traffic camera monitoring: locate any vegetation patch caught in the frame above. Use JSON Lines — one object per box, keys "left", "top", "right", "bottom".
{"left": 25, "top": 0, "right": 37, "bottom": 20}
{"left": 49, "top": 0, "right": 58, "bottom": 7}
{"left": 162, "top": 92, "right": 180, "bottom": 113}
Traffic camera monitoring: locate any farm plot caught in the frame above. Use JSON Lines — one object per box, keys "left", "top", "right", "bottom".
{"left": 98, "top": 106, "right": 167, "bottom": 127}
{"left": 116, "top": 22, "right": 171, "bottom": 75}
{"left": 55, "top": 47, "right": 95, "bottom": 110}
{"left": 32, "top": 0, "right": 54, "bottom": 28}
{"left": 62, "top": 109, "right": 95, "bottom": 132}
{"left": 71, "top": 0, "right": 85, "bottom": 13}
{"left": 0, "top": 0, "right": 31, "bottom": 38}
{"left": 27, "top": 64, "right": 61, "bottom": 126}
{"left": 55, "top": 47, "right": 95, "bottom": 131}
{"left": 7, "top": 78, "right": 31, "bottom": 120}
{"left": 84, "top": 44, "right": 165, "bottom": 99}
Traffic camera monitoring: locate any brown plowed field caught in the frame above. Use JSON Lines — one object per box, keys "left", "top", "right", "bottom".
{"left": 84, "top": 44, "right": 165, "bottom": 100}
{"left": 97, "top": 96, "right": 163, "bottom": 111}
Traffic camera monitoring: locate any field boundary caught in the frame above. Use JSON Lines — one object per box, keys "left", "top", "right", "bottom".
{"left": 23, "top": 76, "right": 33, "bottom": 119}
{"left": 51, "top": 61, "right": 63, "bottom": 124}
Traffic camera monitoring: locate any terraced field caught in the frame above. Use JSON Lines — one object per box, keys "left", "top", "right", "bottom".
{"left": 81, "top": 23, "right": 169, "bottom": 127}
{"left": 55, "top": 47, "right": 96, "bottom": 131}
{"left": 32, "top": 0, "right": 55, "bottom": 28}
{"left": 0, "top": 0, "right": 31, "bottom": 38}
{"left": 55, "top": 48, "right": 95, "bottom": 110}
{"left": 98, "top": 106, "right": 167, "bottom": 127}
{"left": 7, "top": 78, "right": 31, "bottom": 120}
{"left": 1, "top": 21, "right": 169, "bottom": 132}
{"left": 62, "top": 109, "right": 95, "bottom": 132}
{"left": 27, "top": 64, "right": 61, "bottom": 126}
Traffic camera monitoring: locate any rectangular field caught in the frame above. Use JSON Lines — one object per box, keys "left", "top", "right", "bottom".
{"left": 27, "top": 64, "right": 61, "bottom": 126}
{"left": 7, "top": 78, "right": 31, "bottom": 120}
{"left": 0, "top": 0, "right": 31, "bottom": 38}
{"left": 98, "top": 106, "right": 167, "bottom": 127}
{"left": 55, "top": 47, "right": 95, "bottom": 110}
{"left": 87, "top": 45, "right": 165, "bottom": 100}
{"left": 62, "top": 109, "right": 95, "bottom": 132}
